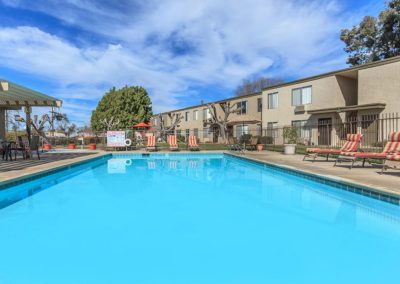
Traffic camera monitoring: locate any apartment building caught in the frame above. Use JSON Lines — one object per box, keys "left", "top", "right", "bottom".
{"left": 152, "top": 56, "right": 400, "bottom": 144}
{"left": 262, "top": 56, "right": 400, "bottom": 145}
{"left": 151, "top": 92, "right": 263, "bottom": 143}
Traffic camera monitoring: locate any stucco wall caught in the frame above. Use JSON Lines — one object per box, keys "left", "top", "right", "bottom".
{"left": 358, "top": 61, "right": 400, "bottom": 114}
{"left": 262, "top": 75, "right": 352, "bottom": 127}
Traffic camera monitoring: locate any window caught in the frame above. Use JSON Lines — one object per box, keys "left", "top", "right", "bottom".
{"left": 292, "top": 86, "right": 312, "bottom": 106}
{"left": 193, "top": 110, "right": 198, "bottom": 121}
{"left": 236, "top": 124, "right": 249, "bottom": 137}
{"left": 267, "top": 122, "right": 278, "bottom": 138}
{"left": 176, "top": 129, "right": 182, "bottom": 137}
{"left": 203, "top": 108, "right": 211, "bottom": 120}
{"left": 203, "top": 127, "right": 210, "bottom": 139}
{"left": 185, "top": 111, "right": 189, "bottom": 122}
{"left": 185, "top": 129, "right": 190, "bottom": 139}
{"left": 292, "top": 120, "right": 311, "bottom": 139}
{"left": 268, "top": 93, "right": 278, "bottom": 109}
{"left": 236, "top": 101, "right": 247, "bottom": 115}
{"left": 257, "top": 98, "right": 262, "bottom": 112}
{"left": 256, "top": 124, "right": 262, "bottom": 136}
{"left": 193, "top": 128, "right": 199, "bottom": 137}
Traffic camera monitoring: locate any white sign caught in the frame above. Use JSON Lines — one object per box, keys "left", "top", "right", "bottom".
{"left": 107, "top": 131, "right": 126, "bottom": 147}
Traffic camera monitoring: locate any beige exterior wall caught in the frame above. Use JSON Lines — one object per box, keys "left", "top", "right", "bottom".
{"left": 151, "top": 94, "right": 262, "bottom": 142}
{"left": 358, "top": 61, "right": 400, "bottom": 114}
{"left": 262, "top": 75, "right": 357, "bottom": 127}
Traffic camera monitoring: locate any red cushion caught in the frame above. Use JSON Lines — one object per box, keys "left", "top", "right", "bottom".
{"left": 353, "top": 152, "right": 387, "bottom": 159}
{"left": 387, "top": 154, "right": 400, "bottom": 161}
{"left": 311, "top": 149, "right": 341, "bottom": 154}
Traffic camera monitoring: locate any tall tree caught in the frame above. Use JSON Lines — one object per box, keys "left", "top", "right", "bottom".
{"left": 153, "top": 113, "right": 183, "bottom": 141}
{"left": 203, "top": 102, "right": 239, "bottom": 143}
{"left": 235, "top": 76, "right": 284, "bottom": 97}
{"left": 91, "top": 86, "right": 153, "bottom": 131}
{"left": 340, "top": 0, "right": 400, "bottom": 66}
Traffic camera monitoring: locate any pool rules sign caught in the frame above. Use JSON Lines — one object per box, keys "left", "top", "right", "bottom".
{"left": 107, "top": 131, "right": 126, "bottom": 147}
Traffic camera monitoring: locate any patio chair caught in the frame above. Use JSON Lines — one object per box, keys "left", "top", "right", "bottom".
{"left": 188, "top": 135, "right": 200, "bottom": 151}
{"left": 246, "top": 137, "right": 258, "bottom": 151}
{"left": 146, "top": 135, "right": 157, "bottom": 152}
{"left": 334, "top": 132, "right": 400, "bottom": 169}
{"left": 304, "top": 134, "right": 362, "bottom": 162}
{"left": 11, "top": 136, "right": 27, "bottom": 160}
{"left": 382, "top": 152, "right": 400, "bottom": 173}
{"left": 21, "top": 136, "right": 40, "bottom": 160}
{"left": 227, "top": 137, "right": 244, "bottom": 153}
{"left": 168, "top": 135, "right": 179, "bottom": 151}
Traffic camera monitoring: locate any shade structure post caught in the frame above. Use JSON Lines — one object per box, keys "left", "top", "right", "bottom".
{"left": 24, "top": 106, "right": 32, "bottom": 143}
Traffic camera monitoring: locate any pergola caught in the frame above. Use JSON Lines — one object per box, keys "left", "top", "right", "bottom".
{"left": 0, "top": 79, "right": 62, "bottom": 139}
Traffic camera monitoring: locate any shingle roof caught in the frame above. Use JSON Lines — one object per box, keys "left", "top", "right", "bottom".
{"left": 0, "top": 79, "right": 62, "bottom": 108}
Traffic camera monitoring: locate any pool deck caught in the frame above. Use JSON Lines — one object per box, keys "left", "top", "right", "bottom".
{"left": 241, "top": 151, "right": 400, "bottom": 198}
{"left": 0, "top": 150, "right": 399, "bottom": 199}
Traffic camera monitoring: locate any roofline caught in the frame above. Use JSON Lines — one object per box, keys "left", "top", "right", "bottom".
{"left": 152, "top": 55, "right": 400, "bottom": 117}
{"left": 262, "top": 55, "right": 400, "bottom": 92}
{"left": 154, "top": 91, "right": 262, "bottom": 116}
{"left": 0, "top": 79, "right": 63, "bottom": 107}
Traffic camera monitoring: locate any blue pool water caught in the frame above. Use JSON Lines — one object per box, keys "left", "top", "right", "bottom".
{"left": 0, "top": 153, "right": 399, "bottom": 284}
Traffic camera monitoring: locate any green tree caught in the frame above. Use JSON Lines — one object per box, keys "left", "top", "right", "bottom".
{"left": 341, "top": 0, "right": 400, "bottom": 66}
{"left": 91, "top": 86, "right": 152, "bottom": 131}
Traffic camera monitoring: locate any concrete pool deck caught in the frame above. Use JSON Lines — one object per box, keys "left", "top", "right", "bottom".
{"left": 0, "top": 150, "right": 399, "bottom": 199}
{"left": 242, "top": 151, "right": 400, "bottom": 198}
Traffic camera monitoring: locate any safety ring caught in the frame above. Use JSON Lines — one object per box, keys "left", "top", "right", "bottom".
{"left": 125, "top": 139, "right": 132, "bottom": 146}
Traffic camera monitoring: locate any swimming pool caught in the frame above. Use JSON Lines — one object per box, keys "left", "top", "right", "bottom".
{"left": 0, "top": 153, "right": 399, "bottom": 284}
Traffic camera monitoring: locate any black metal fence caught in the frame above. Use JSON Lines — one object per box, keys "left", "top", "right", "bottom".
{"left": 12, "top": 113, "right": 398, "bottom": 151}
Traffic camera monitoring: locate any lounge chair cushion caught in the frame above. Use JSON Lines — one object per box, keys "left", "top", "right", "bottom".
{"left": 306, "top": 133, "right": 362, "bottom": 154}
{"left": 386, "top": 153, "right": 400, "bottom": 161}
{"left": 340, "top": 152, "right": 387, "bottom": 158}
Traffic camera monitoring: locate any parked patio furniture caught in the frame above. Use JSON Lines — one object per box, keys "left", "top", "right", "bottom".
{"left": 382, "top": 152, "right": 400, "bottom": 173}
{"left": 334, "top": 132, "right": 400, "bottom": 169}
{"left": 304, "top": 134, "right": 362, "bottom": 162}
{"left": 168, "top": 135, "right": 179, "bottom": 151}
{"left": 227, "top": 137, "right": 244, "bottom": 153}
{"left": 188, "top": 135, "right": 200, "bottom": 151}
{"left": 146, "top": 135, "right": 157, "bottom": 152}
{"left": 246, "top": 137, "right": 258, "bottom": 151}
{"left": 1, "top": 141, "right": 16, "bottom": 161}
{"left": 11, "top": 136, "right": 27, "bottom": 160}
{"left": 23, "top": 136, "right": 41, "bottom": 160}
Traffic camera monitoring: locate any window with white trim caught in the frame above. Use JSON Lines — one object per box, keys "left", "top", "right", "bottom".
{"left": 268, "top": 93, "right": 278, "bottom": 109}
{"left": 292, "top": 86, "right": 312, "bottom": 106}
{"left": 236, "top": 101, "right": 247, "bottom": 115}
{"left": 193, "top": 110, "right": 198, "bottom": 121}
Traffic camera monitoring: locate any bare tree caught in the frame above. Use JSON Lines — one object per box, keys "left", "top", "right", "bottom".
{"left": 154, "top": 113, "right": 183, "bottom": 141}
{"left": 235, "top": 76, "right": 284, "bottom": 97}
{"left": 101, "top": 117, "right": 120, "bottom": 131}
{"left": 204, "top": 102, "right": 239, "bottom": 143}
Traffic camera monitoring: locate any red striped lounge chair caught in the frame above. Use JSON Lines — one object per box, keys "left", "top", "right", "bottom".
{"left": 168, "top": 135, "right": 179, "bottom": 151}
{"left": 304, "top": 134, "right": 363, "bottom": 162}
{"left": 146, "top": 135, "right": 157, "bottom": 152}
{"left": 383, "top": 152, "right": 400, "bottom": 173}
{"left": 335, "top": 132, "right": 400, "bottom": 169}
{"left": 188, "top": 135, "right": 200, "bottom": 151}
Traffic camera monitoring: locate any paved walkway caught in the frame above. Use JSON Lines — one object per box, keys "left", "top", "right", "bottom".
{"left": 243, "top": 151, "right": 400, "bottom": 197}
{"left": 0, "top": 152, "right": 104, "bottom": 184}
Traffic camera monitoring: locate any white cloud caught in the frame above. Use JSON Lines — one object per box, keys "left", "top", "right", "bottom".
{"left": 0, "top": 0, "right": 373, "bottom": 123}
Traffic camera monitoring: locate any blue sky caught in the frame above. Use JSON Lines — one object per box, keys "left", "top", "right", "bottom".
{"left": 0, "top": 0, "right": 385, "bottom": 125}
